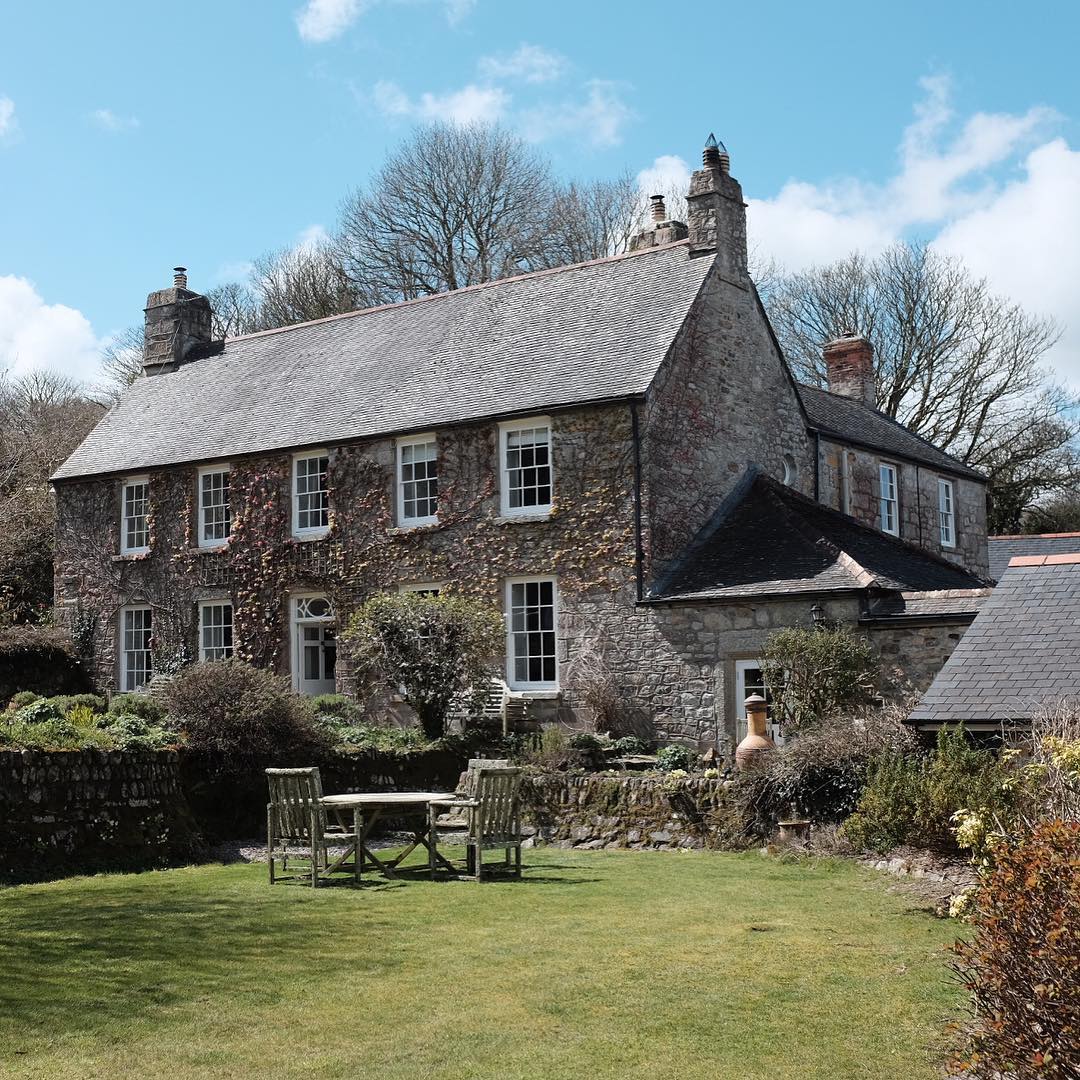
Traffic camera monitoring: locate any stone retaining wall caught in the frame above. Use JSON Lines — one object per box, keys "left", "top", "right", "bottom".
{"left": 521, "top": 773, "right": 748, "bottom": 850}
{"left": 0, "top": 749, "right": 201, "bottom": 880}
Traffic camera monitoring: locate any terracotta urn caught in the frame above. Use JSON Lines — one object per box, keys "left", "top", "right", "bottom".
{"left": 735, "top": 693, "right": 775, "bottom": 771}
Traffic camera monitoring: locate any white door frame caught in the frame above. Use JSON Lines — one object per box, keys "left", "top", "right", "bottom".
{"left": 290, "top": 592, "right": 337, "bottom": 695}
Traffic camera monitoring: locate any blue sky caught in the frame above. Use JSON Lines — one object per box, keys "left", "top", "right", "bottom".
{"left": 3, "top": 0, "right": 1080, "bottom": 386}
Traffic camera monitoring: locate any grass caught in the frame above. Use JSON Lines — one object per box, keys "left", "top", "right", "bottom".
{"left": 0, "top": 848, "right": 961, "bottom": 1079}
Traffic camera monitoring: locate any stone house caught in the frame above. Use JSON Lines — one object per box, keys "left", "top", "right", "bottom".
{"left": 52, "top": 137, "right": 991, "bottom": 752}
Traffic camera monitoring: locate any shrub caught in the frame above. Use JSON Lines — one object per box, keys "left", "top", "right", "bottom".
{"left": 842, "top": 726, "right": 1013, "bottom": 853}
{"left": 0, "top": 697, "right": 115, "bottom": 751}
{"left": 345, "top": 592, "right": 505, "bottom": 739}
{"left": 613, "top": 734, "right": 647, "bottom": 756}
{"left": 566, "top": 638, "right": 624, "bottom": 733}
{"left": 568, "top": 732, "right": 605, "bottom": 752}
{"left": 108, "top": 694, "right": 167, "bottom": 724}
{"left": 6, "top": 690, "right": 40, "bottom": 711}
{"left": 309, "top": 694, "right": 364, "bottom": 724}
{"left": 98, "top": 712, "right": 176, "bottom": 751}
{"left": 53, "top": 693, "right": 107, "bottom": 715}
{"left": 315, "top": 713, "right": 428, "bottom": 753}
{"left": 0, "top": 624, "right": 91, "bottom": 704}
{"left": 656, "top": 744, "right": 696, "bottom": 772}
{"left": 162, "top": 660, "right": 324, "bottom": 766}
{"left": 949, "top": 821, "right": 1080, "bottom": 1079}
{"left": 526, "top": 725, "right": 584, "bottom": 772}
{"left": 735, "top": 704, "right": 917, "bottom": 835}
{"left": 760, "top": 625, "right": 877, "bottom": 734}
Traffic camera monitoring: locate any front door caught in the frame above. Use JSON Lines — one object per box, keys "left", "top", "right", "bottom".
{"left": 292, "top": 595, "right": 337, "bottom": 696}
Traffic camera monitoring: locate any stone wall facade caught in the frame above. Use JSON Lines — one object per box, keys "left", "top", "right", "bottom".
{"left": 817, "top": 437, "right": 989, "bottom": 578}
{"left": 522, "top": 773, "right": 747, "bottom": 850}
{"left": 0, "top": 749, "right": 200, "bottom": 880}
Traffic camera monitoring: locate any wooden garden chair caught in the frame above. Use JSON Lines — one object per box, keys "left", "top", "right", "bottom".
{"left": 265, "top": 767, "right": 360, "bottom": 887}
{"left": 427, "top": 764, "right": 523, "bottom": 882}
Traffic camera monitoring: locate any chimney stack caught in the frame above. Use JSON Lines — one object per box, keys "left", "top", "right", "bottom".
{"left": 650, "top": 194, "right": 666, "bottom": 222}
{"left": 823, "top": 331, "right": 876, "bottom": 407}
{"left": 629, "top": 193, "right": 688, "bottom": 252}
{"left": 686, "top": 133, "right": 746, "bottom": 277}
{"left": 142, "top": 266, "right": 213, "bottom": 377}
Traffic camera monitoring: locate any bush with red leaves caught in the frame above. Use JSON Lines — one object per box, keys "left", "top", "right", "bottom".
{"left": 950, "top": 820, "right": 1080, "bottom": 1078}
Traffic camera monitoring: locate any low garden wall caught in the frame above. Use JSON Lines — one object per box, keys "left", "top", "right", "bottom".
{"left": 521, "top": 774, "right": 749, "bottom": 850}
{"left": 0, "top": 749, "right": 201, "bottom": 880}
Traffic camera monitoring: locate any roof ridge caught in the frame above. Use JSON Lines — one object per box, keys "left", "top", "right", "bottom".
{"left": 992, "top": 531, "right": 1080, "bottom": 540}
{"left": 224, "top": 239, "right": 694, "bottom": 346}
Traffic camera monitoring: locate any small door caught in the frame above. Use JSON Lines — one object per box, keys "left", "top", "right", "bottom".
{"left": 295, "top": 622, "right": 337, "bottom": 696}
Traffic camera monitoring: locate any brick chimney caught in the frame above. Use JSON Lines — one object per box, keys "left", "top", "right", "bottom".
{"left": 823, "top": 331, "right": 876, "bottom": 406}
{"left": 629, "top": 194, "right": 689, "bottom": 252}
{"left": 686, "top": 134, "right": 747, "bottom": 278}
{"left": 142, "top": 266, "right": 213, "bottom": 376}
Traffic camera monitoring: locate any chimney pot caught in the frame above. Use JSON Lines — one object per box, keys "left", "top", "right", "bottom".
{"left": 823, "top": 332, "right": 876, "bottom": 407}
{"left": 173, "top": 266, "right": 188, "bottom": 289}
{"left": 650, "top": 194, "right": 666, "bottom": 222}
{"left": 686, "top": 132, "right": 746, "bottom": 273}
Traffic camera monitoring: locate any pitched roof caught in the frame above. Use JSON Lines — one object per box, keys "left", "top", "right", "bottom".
{"left": 798, "top": 384, "right": 983, "bottom": 481}
{"left": 908, "top": 555, "right": 1080, "bottom": 726}
{"left": 55, "top": 241, "right": 714, "bottom": 481}
{"left": 988, "top": 532, "right": 1080, "bottom": 581}
{"left": 653, "top": 472, "right": 988, "bottom": 603}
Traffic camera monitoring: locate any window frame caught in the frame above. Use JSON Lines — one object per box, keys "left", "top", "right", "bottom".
{"left": 398, "top": 582, "right": 444, "bottom": 596}
{"left": 395, "top": 434, "right": 439, "bottom": 527}
{"left": 499, "top": 418, "right": 554, "bottom": 518}
{"left": 291, "top": 450, "right": 331, "bottom": 539}
{"left": 118, "top": 605, "right": 153, "bottom": 691}
{"left": 120, "top": 476, "right": 151, "bottom": 555}
{"left": 734, "top": 658, "right": 785, "bottom": 746}
{"left": 198, "top": 600, "right": 234, "bottom": 662}
{"left": 878, "top": 461, "right": 899, "bottom": 536}
{"left": 197, "top": 464, "right": 232, "bottom": 550}
{"left": 504, "top": 576, "right": 559, "bottom": 692}
{"left": 938, "top": 477, "right": 956, "bottom": 549}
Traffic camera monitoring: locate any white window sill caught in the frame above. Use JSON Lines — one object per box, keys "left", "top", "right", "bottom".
{"left": 196, "top": 542, "right": 231, "bottom": 554}
{"left": 511, "top": 688, "right": 561, "bottom": 700}
{"left": 291, "top": 530, "right": 331, "bottom": 542}
{"left": 386, "top": 521, "right": 441, "bottom": 536}
{"left": 492, "top": 512, "right": 552, "bottom": 526}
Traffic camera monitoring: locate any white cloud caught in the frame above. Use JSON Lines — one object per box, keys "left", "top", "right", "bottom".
{"left": 90, "top": 108, "right": 139, "bottom": 134}
{"left": 637, "top": 154, "right": 691, "bottom": 198}
{"left": 442, "top": 0, "right": 475, "bottom": 24}
{"left": 0, "top": 276, "right": 102, "bottom": 383}
{"left": 479, "top": 44, "right": 567, "bottom": 84}
{"left": 296, "top": 0, "right": 366, "bottom": 43}
{"left": 0, "top": 96, "right": 17, "bottom": 140}
{"left": 520, "top": 80, "right": 633, "bottom": 148}
{"left": 296, "top": 223, "right": 330, "bottom": 251}
{"left": 373, "top": 79, "right": 508, "bottom": 125}
{"left": 744, "top": 75, "right": 1080, "bottom": 381}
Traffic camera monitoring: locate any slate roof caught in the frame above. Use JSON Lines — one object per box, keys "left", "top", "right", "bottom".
{"left": 863, "top": 590, "right": 989, "bottom": 622}
{"left": 654, "top": 472, "right": 988, "bottom": 602}
{"left": 988, "top": 533, "right": 1080, "bottom": 581}
{"left": 55, "top": 241, "right": 714, "bottom": 481}
{"left": 908, "top": 555, "right": 1080, "bottom": 726}
{"left": 798, "top": 385, "right": 983, "bottom": 481}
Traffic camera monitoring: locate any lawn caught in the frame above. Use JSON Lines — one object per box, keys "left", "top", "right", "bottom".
{"left": 0, "top": 849, "right": 961, "bottom": 1079}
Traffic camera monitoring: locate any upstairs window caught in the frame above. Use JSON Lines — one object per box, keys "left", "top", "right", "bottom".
{"left": 198, "top": 466, "right": 231, "bottom": 548}
{"left": 938, "top": 478, "right": 956, "bottom": 548}
{"left": 121, "top": 477, "right": 150, "bottom": 555}
{"left": 199, "top": 601, "right": 234, "bottom": 662}
{"left": 506, "top": 577, "right": 558, "bottom": 690}
{"left": 397, "top": 436, "right": 439, "bottom": 526}
{"left": 500, "top": 419, "right": 553, "bottom": 516}
{"left": 878, "top": 463, "right": 899, "bottom": 536}
{"left": 120, "top": 606, "right": 152, "bottom": 691}
{"left": 293, "top": 452, "right": 330, "bottom": 537}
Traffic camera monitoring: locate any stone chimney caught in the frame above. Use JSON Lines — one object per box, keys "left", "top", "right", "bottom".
{"left": 142, "top": 266, "right": 213, "bottom": 376}
{"left": 629, "top": 194, "right": 689, "bottom": 252}
{"left": 823, "top": 331, "right": 876, "bottom": 407}
{"left": 686, "top": 134, "right": 747, "bottom": 279}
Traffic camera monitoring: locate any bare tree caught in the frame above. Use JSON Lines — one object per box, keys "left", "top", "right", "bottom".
{"left": 335, "top": 122, "right": 563, "bottom": 303}
{"left": 0, "top": 371, "right": 104, "bottom": 622}
{"left": 763, "top": 243, "right": 1078, "bottom": 532}
{"left": 547, "top": 172, "right": 644, "bottom": 265}
{"left": 249, "top": 243, "right": 357, "bottom": 328}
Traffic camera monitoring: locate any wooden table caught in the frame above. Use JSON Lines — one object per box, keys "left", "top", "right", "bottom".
{"left": 320, "top": 792, "right": 456, "bottom": 879}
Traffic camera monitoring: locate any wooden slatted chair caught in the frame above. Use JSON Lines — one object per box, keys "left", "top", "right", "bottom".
{"left": 428, "top": 765, "right": 523, "bottom": 882}
{"left": 266, "top": 767, "right": 360, "bottom": 888}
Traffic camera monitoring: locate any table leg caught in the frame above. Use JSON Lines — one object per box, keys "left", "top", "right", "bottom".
{"left": 356, "top": 807, "right": 397, "bottom": 878}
